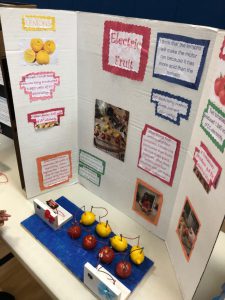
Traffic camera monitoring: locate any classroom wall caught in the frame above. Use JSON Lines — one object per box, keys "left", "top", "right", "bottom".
{"left": 1, "top": 0, "right": 225, "bottom": 29}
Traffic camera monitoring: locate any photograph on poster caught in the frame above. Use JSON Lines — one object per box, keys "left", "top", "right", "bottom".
{"left": 22, "top": 38, "right": 57, "bottom": 66}
{"left": 214, "top": 73, "right": 225, "bottom": 106}
{"left": 176, "top": 198, "right": 201, "bottom": 261}
{"left": 94, "top": 99, "right": 129, "bottom": 162}
{"left": 132, "top": 179, "right": 163, "bottom": 225}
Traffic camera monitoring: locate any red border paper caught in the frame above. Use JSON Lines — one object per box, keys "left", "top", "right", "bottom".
{"left": 193, "top": 141, "right": 222, "bottom": 189}
{"left": 20, "top": 71, "right": 60, "bottom": 102}
{"left": 27, "top": 107, "right": 65, "bottom": 128}
{"left": 137, "top": 125, "right": 181, "bottom": 186}
{"left": 102, "top": 21, "right": 151, "bottom": 81}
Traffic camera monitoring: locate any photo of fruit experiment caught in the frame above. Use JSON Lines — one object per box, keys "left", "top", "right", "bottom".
{"left": 1, "top": 1, "right": 225, "bottom": 300}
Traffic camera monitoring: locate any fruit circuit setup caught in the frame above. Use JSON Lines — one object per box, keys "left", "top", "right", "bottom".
{"left": 21, "top": 196, "right": 154, "bottom": 300}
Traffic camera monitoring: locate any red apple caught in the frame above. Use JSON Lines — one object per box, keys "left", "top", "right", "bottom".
{"left": 82, "top": 234, "right": 97, "bottom": 250}
{"left": 115, "top": 261, "right": 132, "bottom": 279}
{"left": 68, "top": 224, "right": 82, "bottom": 239}
{"left": 98, "top": 246, "right": 115, "bottom": 264}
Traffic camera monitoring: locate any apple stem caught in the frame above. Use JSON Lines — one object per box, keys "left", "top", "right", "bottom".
{"left": 105, "top": 220, "right": 108, "bottom": 227}
{"left": 91, "top": 205, "right": 93, "bottom": 212}
{"left": 120, "top": 234, "right": 123, "bottom": 241}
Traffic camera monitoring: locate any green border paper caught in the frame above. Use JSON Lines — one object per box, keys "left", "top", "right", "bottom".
{"left": 79, "top": 149, "right": 106, "bottom": 175}
{"left": 78, "top": 163, "right": 101, "bottom": 186}
{"left": 200, "top": 100, "right": 225, "bottom": 153}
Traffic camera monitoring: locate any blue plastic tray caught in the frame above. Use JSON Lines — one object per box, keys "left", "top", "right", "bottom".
{"left": 21, "top": 196, "right": 154, "bottom": 292}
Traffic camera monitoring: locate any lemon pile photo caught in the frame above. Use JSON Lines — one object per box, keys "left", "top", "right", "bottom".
{"left": 24, "top": 38, "right": 56, "bottom": 65}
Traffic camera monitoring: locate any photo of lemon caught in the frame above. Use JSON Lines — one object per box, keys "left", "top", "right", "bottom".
{"left": 30, "top": 38, "right": 44, "bottom": 52}
{"left": 36, "top": 50, "right": 50, "bottom": 65}
{"left": 23, "top": 38, "right": 56, "bottom": 65}
{"left": 43, "top": 40, "right": 56, "bottom": 54}
{"left": 24, "top": 48, "right": 36, "bottom": 63}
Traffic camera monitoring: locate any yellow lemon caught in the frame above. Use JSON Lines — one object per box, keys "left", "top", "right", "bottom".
{"left": 36, "top": 50, "right": 50, "bottom": 65}
{"left": 110, "top": 235, "right": 128, "bottom": 252}
{"left": 24, "top": 48, "right": 36, "bottom": 63}
{"left": 96, "top": 222, "right": 112, "bottom": 238}
{"left": 30, "top": 38, "right": 44, "bottom": 52}
{"left": 43, "top": 40, "right": 56, "bottom": 54}
{"left": 80, "top": 211, "right": 95, "bottom": 226}
{"left": 130, "top": 246, "right": 145, "bottom": 265}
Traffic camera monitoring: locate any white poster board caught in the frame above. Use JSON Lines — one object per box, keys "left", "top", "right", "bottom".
{"left": 1, "top": 8, "right": 225, "bottom": 300}
{"left": 0, "top": 8, "right": 78, "bottom": 198}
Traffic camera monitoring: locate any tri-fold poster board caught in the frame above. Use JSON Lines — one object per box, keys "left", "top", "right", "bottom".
{"left": 0, "top": 7, "right": 225, "bottom": 300}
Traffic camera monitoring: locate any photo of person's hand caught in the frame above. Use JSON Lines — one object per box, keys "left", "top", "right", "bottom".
{"left": 0, "top": 210, "right": 11, "bottom": 226}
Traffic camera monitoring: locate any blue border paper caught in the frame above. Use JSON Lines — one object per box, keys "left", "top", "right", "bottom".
{"left": 151, "top": 88, "right": 192, "bottom": 125}
{"left": 153, "top": 33, "right": 210, "bottom": 90}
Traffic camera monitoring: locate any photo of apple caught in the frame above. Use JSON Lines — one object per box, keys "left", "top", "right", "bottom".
{"left": 214, "top": 75, "right": 225, "bottom": 105}
{"left": 82, "top": 234, "right": 97, "bottom": 250}
{"left": 98, "top": 246, "right": 115, "bottom": 264}
{"left": 115, "top": 261, "right": 132, "bottom": 279}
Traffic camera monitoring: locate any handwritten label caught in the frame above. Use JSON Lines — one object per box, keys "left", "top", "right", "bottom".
{"left": 79, "top": 163, "right": 101, "bottom": 186}
{"left": 151, "top": 89, "right": 191, "bottom": 125}
{"left": 153, "top": 33, "right": 209, "bottom": 89}
{"left": 22, "top": 15, "right": 55, "bottom": 31}
{"left": 79, "top": 150, "right": 105, "bottom": 175}
{"left": 37, "top": 151, "right": 72, "bottom": 190}
{"left": 138, "top": 125, "right": 180, "bottom": 186}
{"left": 20, "top": 72, "right": 60, "bottom": 102}
{"left": 201, "top": 100, "right": 225, "bottom": 152}
{"left": 193, "top": 142, "right": 222, "bottom": 191}
{"left": 27, "top": 108, "right": 64, "bottom": 129}
{"left": 103, "top": 21, "right": 150, "bottom": 81}
{"left": 0, "top": 96, "right": 10, "bottom": 127}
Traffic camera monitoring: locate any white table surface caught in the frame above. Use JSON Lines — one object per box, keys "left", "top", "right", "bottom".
{"left": 0, "top": 134, "right": 183, "bottom": 300}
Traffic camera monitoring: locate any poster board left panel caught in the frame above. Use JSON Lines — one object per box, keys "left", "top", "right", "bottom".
{"left": 0, "top": 8, "right": 78, "bottom": 198}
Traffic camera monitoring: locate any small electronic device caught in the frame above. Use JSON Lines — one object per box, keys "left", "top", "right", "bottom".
{"left": 84, "top": 262, "right": 131, "bottom": 300}
{"left": 33, "top": 198, "right": 72, "bottom": 230}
